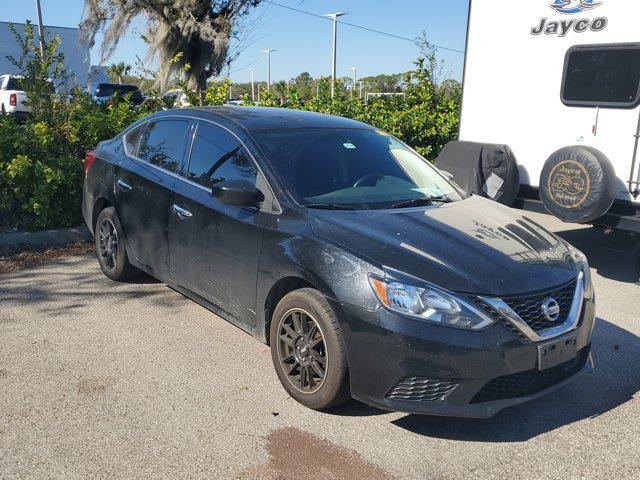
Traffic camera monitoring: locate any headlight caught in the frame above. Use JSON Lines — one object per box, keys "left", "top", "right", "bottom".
{"left": 571, "top": 248, "right": 594, "bottom": 300}
{"left": 368, "top": 275, "right": 495, "bottom": 330}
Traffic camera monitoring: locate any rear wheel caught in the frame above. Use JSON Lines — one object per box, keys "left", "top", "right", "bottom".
{"left": 95, "top": 207, "right": 140, "bottom": 281}
{"left": 270, "top": 288, "right": 350, "bottom": 410}
{"left": 1, "top": 104, "right": 5, "bottom": 115}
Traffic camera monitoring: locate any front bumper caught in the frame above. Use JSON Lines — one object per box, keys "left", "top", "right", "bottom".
{"left": 331, "top": 296, "right": 595, "bottom": 418}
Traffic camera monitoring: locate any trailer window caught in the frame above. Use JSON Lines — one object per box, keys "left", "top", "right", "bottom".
{"left": 562, "top": 44, "right": 640, "bottom": 108}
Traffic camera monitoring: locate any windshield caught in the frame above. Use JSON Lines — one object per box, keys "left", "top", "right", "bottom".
{"left": 253, "top": 128, "right": 463, "bottom": 209}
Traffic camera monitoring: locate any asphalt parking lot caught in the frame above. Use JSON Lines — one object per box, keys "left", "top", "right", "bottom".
{"left": 1, "top": 212, "right": 639, "bottom": 480}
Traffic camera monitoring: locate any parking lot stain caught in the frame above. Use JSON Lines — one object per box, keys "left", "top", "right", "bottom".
{"left": 238, "top": 426, "right": 395, "bottom": 480}
{"left": 77, "top": 377, "right": 113, "bottom": 395}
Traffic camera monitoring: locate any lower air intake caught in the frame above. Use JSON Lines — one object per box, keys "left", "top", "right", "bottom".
{"left": 471, "top": 347, "right": 589, "bottom": 404}
{"left": 386, "top": 377, "right": 458, "bottom": 402}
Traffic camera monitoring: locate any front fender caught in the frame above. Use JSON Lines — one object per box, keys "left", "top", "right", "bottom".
{"left": 256, "top": 227, "right": 383, "bottom": 341}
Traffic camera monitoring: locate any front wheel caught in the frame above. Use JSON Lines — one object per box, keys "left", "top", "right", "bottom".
{"left": 95, "top": 207, "right": 140, "bottom": 281}
{"left": 270, "top": 288, "right": 351, "bottom": 410}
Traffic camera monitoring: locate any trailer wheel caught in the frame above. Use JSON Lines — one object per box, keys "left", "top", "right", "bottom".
{"left": 539, "top": 146, "right": 616, "bottom": 224}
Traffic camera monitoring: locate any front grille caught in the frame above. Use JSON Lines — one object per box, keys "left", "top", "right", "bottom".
{"left": 471, "top": 279, "right": 578, "bottom": 336}
{"left": 503, "top": 279, "right": 577, "bottom": 333}
{"left": 386, "top": 377, "right": 458, "bottom": 402}
{"left": 470, "top": 347, "right": 589, "bottom": 404}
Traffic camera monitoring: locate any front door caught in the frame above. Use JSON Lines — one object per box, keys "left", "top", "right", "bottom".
{"left": 169, "top": 121, "right": 274, "bottom": 329}
{"left": 115, "top": 118, "right": 191, "bottom": 277}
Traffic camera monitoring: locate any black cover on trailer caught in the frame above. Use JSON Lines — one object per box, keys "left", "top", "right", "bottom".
{"left": 436, "top": 141, "right": 520, "bottom": 206}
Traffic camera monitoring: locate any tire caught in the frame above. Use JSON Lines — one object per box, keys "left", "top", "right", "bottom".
{"left": 270, "top": 288, "right": 351, "bottom": 410}
{"left": 1, "top": 104, "right": 5, "bottom": 115}
{"left": 539, "top": 146, "right": 616, "bottom": 224}
{"left": 94, "top": 207, "right": 140, "bottom": 281}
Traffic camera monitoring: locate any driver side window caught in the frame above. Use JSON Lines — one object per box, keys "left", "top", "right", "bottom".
{"left": 187, "top": 122, "right": 257, "bottom": 189}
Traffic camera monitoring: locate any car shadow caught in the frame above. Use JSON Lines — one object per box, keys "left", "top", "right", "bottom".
{"left": 120, "top": 273, "right": 161, "bottom": 285}
{"left": 389, "top": 318, "right": 640, "bottom": 441}
{"left": 554, "top": 226, "right": 640, "bottom": 284}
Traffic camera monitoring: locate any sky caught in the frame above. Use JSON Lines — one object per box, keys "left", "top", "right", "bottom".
{"left": 4, "top": 0, "right": 469, "bottom": 83}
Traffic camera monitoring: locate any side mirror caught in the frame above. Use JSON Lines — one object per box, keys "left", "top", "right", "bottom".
{"left": 211, "top": 179, "right": 264, "bottom": 207}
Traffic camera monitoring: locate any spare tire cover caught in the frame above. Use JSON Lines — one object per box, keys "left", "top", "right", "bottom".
{"left": 539, "top": 146, "right": 616, "bottom": 223}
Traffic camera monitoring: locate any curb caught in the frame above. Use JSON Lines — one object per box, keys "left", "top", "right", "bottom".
{"left": 0, "top": 226, "right": 92, "bottom": 249}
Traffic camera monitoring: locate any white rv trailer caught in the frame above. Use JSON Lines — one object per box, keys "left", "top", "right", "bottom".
{"left": 459, "top": 0, "right": 640, "bottom": 232}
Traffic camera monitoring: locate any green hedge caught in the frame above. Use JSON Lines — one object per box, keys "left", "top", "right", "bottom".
{"left": 0, "top": 99, "right": 154, "bottom": 231}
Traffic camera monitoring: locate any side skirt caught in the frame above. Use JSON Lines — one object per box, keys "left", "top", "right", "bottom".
{"left": 128, "top": 260, "right": 265, "bottom": 344}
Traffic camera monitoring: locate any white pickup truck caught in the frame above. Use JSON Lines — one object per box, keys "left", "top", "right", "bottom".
{"left": 0, "top": 74, "right": 29, "bottom": 120}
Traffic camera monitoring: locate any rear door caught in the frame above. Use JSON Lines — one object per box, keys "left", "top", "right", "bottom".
{"left": 169, "top": 120, "right": 274, "bottom": 327}
{"left": 116, "top": 118, "right": 191, "bottom": 278}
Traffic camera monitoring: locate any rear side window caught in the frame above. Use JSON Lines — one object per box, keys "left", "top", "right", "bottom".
{"left": 186, "top": 122, "right": 257, "bottom": 188}
{"left": 124, "top": 124, "right": 145, "bottom": 156}
{"left": 138, "top": 120, "right": 189, "bottom": 173}
{"left": 562, "top": 43, "right": 640, "bottom": 108}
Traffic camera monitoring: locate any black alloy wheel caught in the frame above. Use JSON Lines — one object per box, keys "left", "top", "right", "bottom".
{"left": 277, "top": 308, "right": 327, "bottom": 393}
{"left": 97, "top": 217, "right": 119, "bottom": 271}
{"left": 94, "top": 207, "right": 140, "bottom": 281}
{"left": 270, "top": 288, "right": 350, "bottom": 410}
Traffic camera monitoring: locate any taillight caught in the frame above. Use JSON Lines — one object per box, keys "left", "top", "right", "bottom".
{"left": 107, "top": 99, "right": 114, "bottom": 107}
{"left": 84, "top": 151, "right": 97, "bottom": 175}
{"left": 9, "top": 93, "right": 16, "bottom": 106}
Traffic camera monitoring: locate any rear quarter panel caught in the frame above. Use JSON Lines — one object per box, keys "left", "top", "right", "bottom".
{"left": 82, "top": 140, "right": 121, "bottom": 233}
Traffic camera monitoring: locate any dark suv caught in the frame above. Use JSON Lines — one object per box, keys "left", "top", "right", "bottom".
{"left": 88, "top": 82, "right": 144, "bottom": 106}
{"left": 82, "top": 107, "right": 595, "bottom": 417}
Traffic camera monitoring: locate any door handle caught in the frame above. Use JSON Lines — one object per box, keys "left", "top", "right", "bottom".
{"left": 172, "top": 204, "right": 193, "bottom": 219}
{"left": 117, "top": 179, "right": 132, "bottom": 191}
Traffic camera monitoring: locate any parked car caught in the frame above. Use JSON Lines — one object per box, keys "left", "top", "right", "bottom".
{"left": 162, "top": 88, "right": 190, "bottom": 108}
{"left": 82, "top": 107, "right": 595, "bottom": 417}
{"left": 88, "top": 82, "right": 144, "bottom": 106}
{"left": 0, "top": 74, "right": 54, "bottom": 120}
{"left": 0, "top": 75, "right": 28, "bottom": 119}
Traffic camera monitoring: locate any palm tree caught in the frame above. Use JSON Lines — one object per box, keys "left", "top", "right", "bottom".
{"left": 106, "top": 62, "right": 131, "bottom": 83}
{"left": 271, "top": 80, "right": 287, "bottom": 105}
{"left": 80, "top": 0, "right": 262, "bottom": 93}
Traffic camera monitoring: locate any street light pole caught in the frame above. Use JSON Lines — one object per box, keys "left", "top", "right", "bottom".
{"left": 35, "top": 0, "right": 45, "bottom": 56}
{"left": 322, "top": 12, "right": 348, "bottom": 98}
{"left": 251, "top": 68, "right": 255, "bottom": 103}
{"left": 348, "top": 66, "right": 357, "bottom": 98}
{"left": 261, "top": 49, "right": 275, "bottom": 91}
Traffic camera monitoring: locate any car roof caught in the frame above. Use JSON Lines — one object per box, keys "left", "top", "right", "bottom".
{"left": 188, "top": 106, "right": 374, "bottom": 131}
{"left": 92, "top": 82, "right": 138, "bottom": 88}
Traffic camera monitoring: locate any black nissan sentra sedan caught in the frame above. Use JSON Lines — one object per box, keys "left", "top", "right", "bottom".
{"left": 82, "top": 107, "right": 595, "bottom": 417}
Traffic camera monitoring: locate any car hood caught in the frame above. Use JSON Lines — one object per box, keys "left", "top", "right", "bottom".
{"left": 309, "top": 195, "right": 579, "bottom": 296}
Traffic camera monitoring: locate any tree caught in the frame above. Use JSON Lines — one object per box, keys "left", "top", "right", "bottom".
{"left": 271, "top": 80, "right": 287, "bottom": 105}
{"left": 289, "top": 71, "right": 314, "bottom": 101}
{"left": 6, "top": 21, "right": 65, "bottom": 122}
{"left": 359, "top": 73, "right": 404, "bottom": 93}
{"left": 106, "top": 61, "right": 131, "bottom": 83}
{"left": 80, "top": 0, "right": 262, "bottom": 93}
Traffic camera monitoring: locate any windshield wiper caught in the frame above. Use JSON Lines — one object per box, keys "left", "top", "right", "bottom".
{"left": 304, "top": 203, "right": 358, "bottom": 211}
{"left": 388, "top": 195, "right": 453, "bottom": 209}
